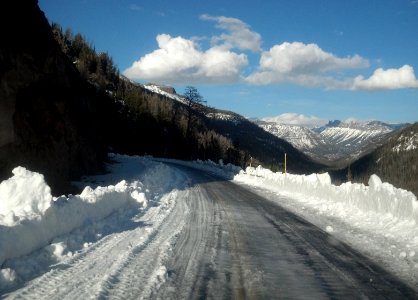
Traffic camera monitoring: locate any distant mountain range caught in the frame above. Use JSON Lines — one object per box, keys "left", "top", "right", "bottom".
{"left": 141, "top": 84, "right": 409, "bottom": 167}
{"left": 254, "top": 118, "right": 407, "bottom": 166}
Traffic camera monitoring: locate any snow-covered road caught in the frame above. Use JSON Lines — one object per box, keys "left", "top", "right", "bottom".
{"left": 158, "top": 165, "right": 416, "bottom": 299}
{"left": 2, "top": 160, "right": 417, "bottom": 299}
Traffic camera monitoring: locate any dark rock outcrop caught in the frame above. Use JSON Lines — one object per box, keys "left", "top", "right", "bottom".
{"left": 0, "top": 0, "right": 107, "bottom": 194}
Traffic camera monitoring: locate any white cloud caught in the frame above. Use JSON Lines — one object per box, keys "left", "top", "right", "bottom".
{"left": 262, "top": 113, "right": 327, "bottom": 128}
{"left": 123, "top": 34, "right": 247, "bottom": 84}
{"left": 200, "top": 14, "right": 262, "bottom": 52}
{"left": 124, "top": 16, "right": 418, "bottom": 91}
{"left": 246, "top": 42, "right": 369, "bottom": 86}
{"left": 351, "top": 65, "right": 418, "bottom": 90}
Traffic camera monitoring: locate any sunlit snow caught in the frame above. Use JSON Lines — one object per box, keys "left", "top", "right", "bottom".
{"left": 1, "top": 155, "right": 417, "bottom": 292}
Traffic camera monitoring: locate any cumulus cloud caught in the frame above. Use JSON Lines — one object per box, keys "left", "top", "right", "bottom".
{"left": 351, "top": 65, "right": 418, "bottom": 90}
{"left": 124, "top": 15, "right": 418, "bottom": 91}
{"left": 200, "top": 14, "right": 262, "bottom": 52}
{"left": 123, "top": 34, "right": 247, "bottom": 84}
{"left": 246, "top": 42, "right": 369, "bottom": 86}
{"left": 262, "top": 113, "right": 327, "bottom": 128}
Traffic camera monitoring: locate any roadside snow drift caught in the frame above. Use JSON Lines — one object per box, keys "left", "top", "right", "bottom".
{"left": 0, "top": 155, "right": 180, "bottom": 268}
{"left": 233, "top": 165, "right": 418, "bottom": 286}
{"left": 235, "top": 166, "right": 418, "bottom": 224}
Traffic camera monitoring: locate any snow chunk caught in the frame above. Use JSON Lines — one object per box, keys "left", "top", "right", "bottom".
{"left": 0, "top": 167, "right": 52, "bottom": 222}
{"left": 0, "top": 268, "right": 16, "bottom": 287}
{"left": 368, "top": 174, "right": 382, "bottom": 189}
{"left": 325, "top": 226, "right": 334, "bottom": 233}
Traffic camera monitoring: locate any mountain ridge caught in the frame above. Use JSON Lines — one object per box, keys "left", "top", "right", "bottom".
{"left": 127, "top": 83, "right": 324, "bottom": 173}
{"left": 331, "top": 122, "right": 418, "bottom": 196}
{"left": 254, "top": 118, "right": 407, "bottom": 166}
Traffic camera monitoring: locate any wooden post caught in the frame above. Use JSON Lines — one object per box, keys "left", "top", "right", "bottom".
{"left": 284, "top": 153, "right": 287, "bottom": 175}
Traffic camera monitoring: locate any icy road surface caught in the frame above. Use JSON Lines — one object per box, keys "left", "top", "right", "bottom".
{"left": 4, "top": 163, "right": 417, "bottom": 299}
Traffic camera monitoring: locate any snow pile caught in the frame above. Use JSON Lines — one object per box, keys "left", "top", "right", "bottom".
{"left": 0, "top": 155, "right": 181, "bottom": 268}
{"left": 235, "top": 166, "right": 418, "bottom": 224}
{"left": 0, "top": 167, "right": 52, "bottom": 222}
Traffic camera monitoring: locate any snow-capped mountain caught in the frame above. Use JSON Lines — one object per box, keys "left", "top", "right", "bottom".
{"left": 315, "top": 120, "right": 393, "bottom": 146}
{"left": 258, "top": 122, "right": 325, "bottom": 150}
{"left": 256, "top": 119, "right": 405, "bottom": 164}
{"left": 140, "top": 84, "right": 405, "bottom": 166}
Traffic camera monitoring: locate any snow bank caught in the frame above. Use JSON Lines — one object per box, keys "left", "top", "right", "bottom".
{"left": 0, "top": 176, "right": 143, "bottom": 267}
{"left": 0, "top": 155, "right": 180, "bottom": 267}
{"left": 234, "top": 166, "right": 418, "bottom": 224}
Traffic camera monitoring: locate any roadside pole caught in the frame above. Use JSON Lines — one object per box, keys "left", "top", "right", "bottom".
{"left": 284, "top": 153, "right": 287, "bottom": 176}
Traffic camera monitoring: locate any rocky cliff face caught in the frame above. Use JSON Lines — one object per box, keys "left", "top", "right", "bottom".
{"left": 0, "top": 0, "right": 107, "bottom": 194}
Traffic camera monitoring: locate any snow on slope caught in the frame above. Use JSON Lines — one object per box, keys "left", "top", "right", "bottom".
{"left": 143, "top": 83, "right": 241, "bottom": 124}
{"left": 143, "top": 84, "right": 186, "bottom": 104}
{"left": 393, "top": 131, "right": 418, "bottom": 152}
{"left": 205, "top": 112, "right": 244, "bottom": 125}
{"left": 257, "top": 119, "right": 397, "bottom": 162}
{"left": 318, "top": 124, "right": 391, "bottom": 146}
{"left": 315, "top": 120, "right": 394, "bottom": 148}
{"left": 258, "top": 122, "right": 326, "bottom": 150}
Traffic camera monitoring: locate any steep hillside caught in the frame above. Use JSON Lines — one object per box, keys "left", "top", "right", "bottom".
{"left": 315, "top": 120, "right": 402, "bottom": 164}
{"left": 255, "top": 120, "right": 333, "bottom": 163}
{"left": 0, "top": 0, "right": 114, "bottom": 193}
{"left": 139, "top": 85, "right": 325, "bottom": 173}
{"left": 332, "top": 122, "right": 418, "bottom": 196}
{"left": 48, "top": 27, "right": 251, "bottom": 166}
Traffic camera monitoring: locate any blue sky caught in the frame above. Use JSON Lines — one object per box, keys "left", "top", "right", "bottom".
{"left": 39, "top": 0, "right": 418, "bottom": 126}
